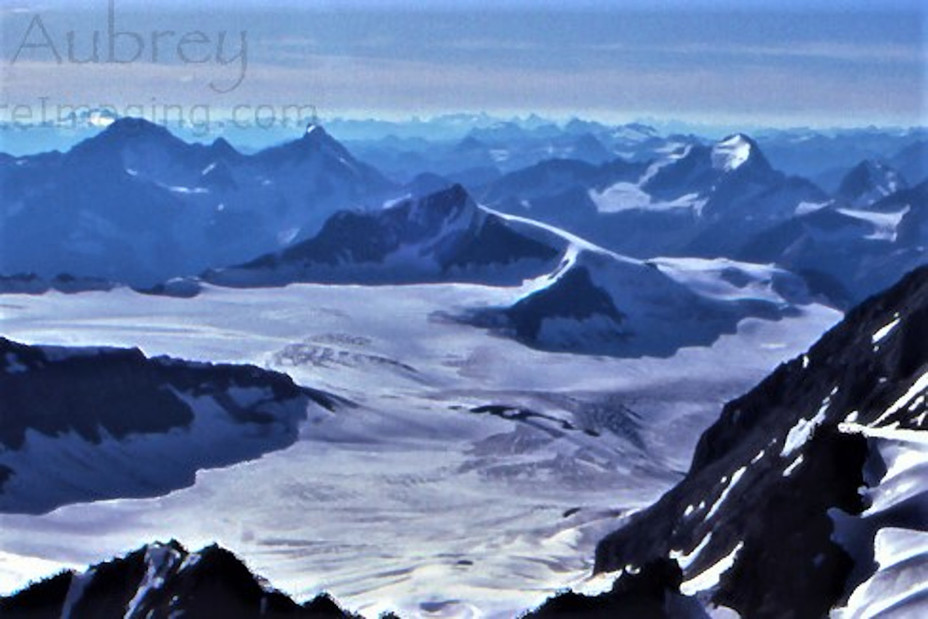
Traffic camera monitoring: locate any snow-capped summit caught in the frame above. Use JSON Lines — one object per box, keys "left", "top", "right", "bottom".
{"left": 710, "top": 133, "right": 769, "bottom": 174}
{"left": 642, "top": 134, "right": 775, "bottom": 203}
{"left": 836, "top": 159, "right": 908, "bottom": 208}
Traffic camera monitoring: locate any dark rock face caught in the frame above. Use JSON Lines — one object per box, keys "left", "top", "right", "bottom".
{"left": 592, "top": 265, "right": 928, "bottom": 617}
{"left": 505, "top": 266, "right": 625, "bottom": 343}
{"left": 524, "top": 559, "right": 698, "bottom": 619}
{"left": 0, "top": 337, "right": 338, "bottom": 513}
{"left": 0, "top": 273, "right": 117, "bottom": 295}
{"left": 835, "top": 160, "right": 907, "bottom": 207}
{"left": 0, "top": 542, "right": 359, "bottom": 619}
{"left": 1, "top": 338, "right": 194, "bottom": 451}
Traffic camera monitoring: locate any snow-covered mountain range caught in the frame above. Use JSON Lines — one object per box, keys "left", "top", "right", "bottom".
{"left": 478, "top": 133, "right": 829, "bottom": 257}
{"left": 202, "top": 184, "right": 561, "bottom": 288}
{"left": 2, "top": 119, "right": 923, "bottom": 307}
{"left": 477, "top": 133, "right": 926, "bottom": 305}
{"left": 0, "top": 117, "right": 925, "bottom": 616}
{"left": 177, "top": 184, "right": 818, "bottom": 358}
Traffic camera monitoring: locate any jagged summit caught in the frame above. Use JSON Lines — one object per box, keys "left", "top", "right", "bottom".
{"left": 0, "top": 541, "right": 359, "bottom": 618}
{"left": 710, "top": 133, "right": 770, "bottom": 173}
{"left": 836, "top": 159, "right": 908, "bottom": 207}
{"left": 65, "top": 116, "right": 189, "bottom": 161}
{"left": 202, "top": 184, "right": 562, "bottom": 287}
{"left": 208, "top": 136, "right": 242, "bottom": 160}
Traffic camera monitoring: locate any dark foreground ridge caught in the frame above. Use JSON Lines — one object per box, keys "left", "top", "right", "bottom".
{"left": 0, "top": 541, "right": 360, "bottom": 619}
{"left": 590, "top": 263, "right": 928, "bottom": 617}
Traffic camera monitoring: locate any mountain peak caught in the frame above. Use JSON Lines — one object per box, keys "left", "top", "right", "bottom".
{"left": 250, "top": 123, "right": 358, "bottom": 167}
{"left": 68, "top": 117, "right": 186, "bottom": 160}
{"left": 711, "top": 133, "right": 764, "bottom": 172}
{"left": 0, "top": 541, "right": 358, "bottom": 618}
{"left": 66, "top": 117, "right": 190, "bottom": 171}
{"left": 836, "top": 159, "right": 907, "bottom": 207}
{"left": 301, "top": 122, "right": 332, "bottom": 142}
{"left": 99, "top": 117, "right": 174, "bottom": 140}
{"left": 208, "top": 136, "right": 240, "bottom": 159}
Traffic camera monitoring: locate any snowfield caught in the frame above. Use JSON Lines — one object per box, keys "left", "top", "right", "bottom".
{"left": 0, "top": 282, "right": 839, "bottom": 617}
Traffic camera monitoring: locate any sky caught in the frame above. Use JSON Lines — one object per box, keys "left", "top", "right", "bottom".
{"left": 0, "top": 0, "right": 925, "bottom": 129}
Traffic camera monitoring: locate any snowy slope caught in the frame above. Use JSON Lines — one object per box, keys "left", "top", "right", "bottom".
{"left": 0, "top": 275, "right": 839, "bottom": 617}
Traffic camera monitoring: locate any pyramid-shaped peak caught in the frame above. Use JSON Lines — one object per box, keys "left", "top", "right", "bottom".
{"left": 711, "top": 133, "right": 768, "bottom": 172}
{"left": 303, "top": 122, "right": 324, "bottom": 137}
{"left": 208, "top": 136, "right": 241, "bottom": 160}
{"left": 100, "top": 117, "right": 174, "bottom": 140}
{"left": 296, "top": 123, "right": 350, "bottom": 152}
{"left": 300, "top": 123, "right": 338, "bottom": 145}
{"left": 406, "top": 183, "right": 474, "bottom": 218}
{"left": 252, "top": 122, "right": 354, "bottom": 165}
{"left": 837, "top": 159, "right": 907, "bottom": 206}
{"left": 66, "top": 116, "right": 188, "bottom": 160}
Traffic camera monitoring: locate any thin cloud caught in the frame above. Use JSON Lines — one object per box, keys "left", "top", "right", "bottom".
{"left": 3, "top": 51, "right": 921, "bottom": 123}
{"left": 586, "top": 40, "right": 926, "bottom": 65}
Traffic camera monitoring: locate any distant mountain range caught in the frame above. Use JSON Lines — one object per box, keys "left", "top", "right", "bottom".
{"left": 476, "top": 134, "right": 926, "bottom": 306}
{"left": 1, "top": 117, "right": 925, "bottom": 320}
{"left": 0, "top": 118, "right": 394, "bottom": 286}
